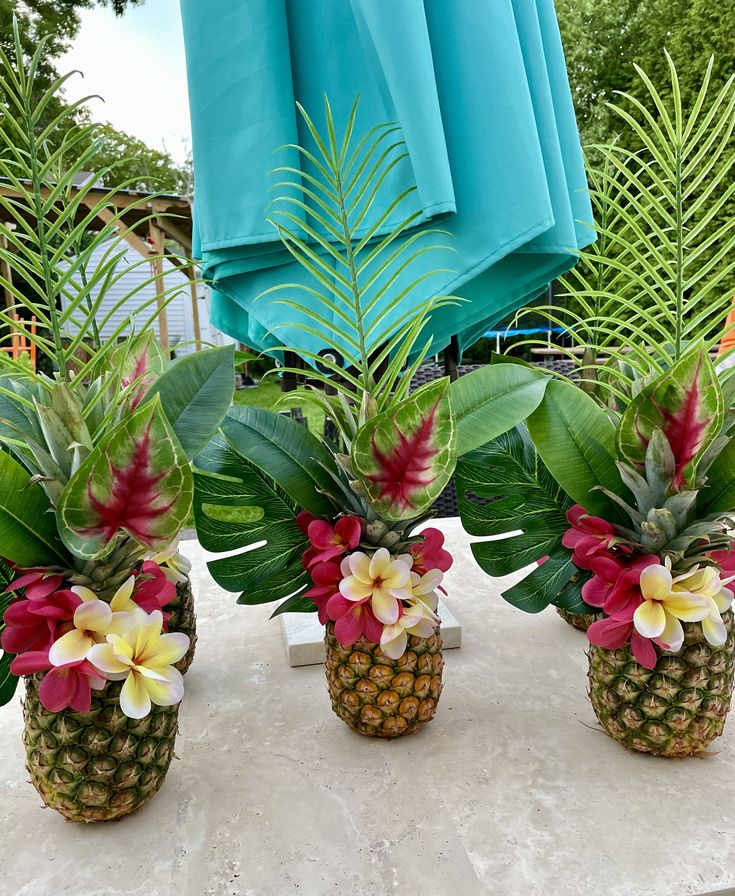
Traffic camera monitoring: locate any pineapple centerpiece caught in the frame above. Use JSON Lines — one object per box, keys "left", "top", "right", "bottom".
{"left": 192, "top": 99, "right": 548, "bottom": 738}
{"left": 0, "top": 29, "right": 235, "bottom": 820}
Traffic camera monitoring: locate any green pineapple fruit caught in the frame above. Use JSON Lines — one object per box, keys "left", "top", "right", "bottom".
{"left": 588, "top": 611, "right": 735, "bottom": 756}
{"left": 22, "top": 677, "right": 179, "bottom": 823}
{"left": 324, "top": 622, "right": 443, "bottom": 737}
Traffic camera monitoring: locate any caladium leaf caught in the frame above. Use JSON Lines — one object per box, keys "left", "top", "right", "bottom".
{"left": 113, "top": 331, "right": 168, "bottom": 409}
{"left": 351, "top": 378, "right": 456, "bottom": 521}
{"left": 56, "top": 396, "right": 193, "bottom": 560}
{"left": 617, "top": 342, "right": 723, "bottom": 492}
{"left": 193, "top": 434, "right": 310, "bottom": 603}
{"left": 456, "top": 425, "right": 593, "bottom": 614}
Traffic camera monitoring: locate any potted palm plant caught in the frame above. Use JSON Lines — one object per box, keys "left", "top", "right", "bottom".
{"left": 0, "top": 27, "right": 234, "bottom": 820}
{"left": 193, "top": 98, "right": 551, "bottom": 738}
{"left": 458, "top": 57, "right": 735, "bottom": 756}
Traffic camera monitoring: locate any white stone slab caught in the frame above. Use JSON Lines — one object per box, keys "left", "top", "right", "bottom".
{"left": 279, "top": 597, "right": 462, "bottom": 667}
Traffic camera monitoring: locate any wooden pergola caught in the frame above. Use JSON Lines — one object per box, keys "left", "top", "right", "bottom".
{"left": 0, "top": 180, "right": 201, "bottom": 351}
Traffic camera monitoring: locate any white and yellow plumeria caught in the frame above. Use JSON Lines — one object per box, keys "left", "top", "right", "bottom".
{"left": 149, "top": 542, "right": 192, "bottom": 584}
{"left": 380, "top": 569, "right": 442, "bottom": 660}
{"left": 339, "top": 548, "right": 414, "bottom": 624}
{"left": 633, "top": 558, "right": 728, "bottom": 650}
{"left": 674, "top": 565, "right": 734, "bottom": 647}
{"left": 88, "top": 609, "right": 188, "bottom": 720}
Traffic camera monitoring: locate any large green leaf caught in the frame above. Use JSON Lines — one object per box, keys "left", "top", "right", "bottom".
{"left": 617, "top": 342, "right": 723, "bottom": 492}
{"left": 526, "top": 378, "right": 629, "bottom": 522}
{"left": 0, "top": 558, "right": 19, "bottom": 707}
{"left": 220, "top": 406, "right": 338, "bottom": 518}
{"left": 450, "top": 363, "right": 550, "bottom": 455}
{"left": 56, "top": 396, "right": 193, "bottom": 560}
{"left": 0, "top": 451, "right": 68, "bottom": 567}
{"left": 456, "top": 426, "right": 592, "bottom": 614}
{"left": 145, "top": 344, "right": 235, "bottom": 460}
{"left": 700, "top": 437, "right": 735, "bottom": 513}
{"left": 193, "top": 435, "right": 310, "bottom": 603}
{"left": 351, "top": 378, "right": 456, "bottom": 521}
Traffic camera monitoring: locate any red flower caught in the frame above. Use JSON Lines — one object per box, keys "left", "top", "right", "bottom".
{"left": 296, "top": 511, "right": 316, "bottom": 535}
{"left": 1, "top": 588, "right": 80, "bottom": 654}
{"left": 326, "top": 593, "right": 382, "bottom": 646}
{"left": 133, "top": 560, "right": 176, "bottom": 613}
{"left": 587, "top": 616, "right": 658, "bottom": 669}
{"left": 10, "top": 651, "right": 105, "bottom": 712}
{"left": 562, "top": 505, "right": 617, "bottom": 569}
{"left": 5, "top": 568, "right": 63, "bottom": 601}
{"left": 304, "top": 561, "right": 342, "bottom": 624}
{"left": 410, "top": 528, "right": 453, "bottom": 575}
{"left": 304, "top": 516, "right": 362, "bottom": 567}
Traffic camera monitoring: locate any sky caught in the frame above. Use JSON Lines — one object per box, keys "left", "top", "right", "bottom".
{"left": 58, "top": 0, "right": 191, "bottom": 164}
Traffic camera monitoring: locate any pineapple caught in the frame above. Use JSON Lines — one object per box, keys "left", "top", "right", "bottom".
{"left": 324, "top": 622, "right": 443, "bottom": 737}
{"left": 22, "top": 676, "right": 179, "bottom": 823}
{"left": 168, "top": 576, "right": 197, "bottom": 675}
{"left": 557, "top": 608, "right": 596, "bottom": 632}
{"left": 588, "top": 612, "right": 735, "bottom": 756}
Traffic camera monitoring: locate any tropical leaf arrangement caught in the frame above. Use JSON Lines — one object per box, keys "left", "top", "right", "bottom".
{"left": 0, "top": 25, "right": 234, "bottom": 719}
{"left": 457, "top": 57, "right": 735, "bottom": 757}
{"left": 193, "top": 97, "right": 550, "bottom": 676}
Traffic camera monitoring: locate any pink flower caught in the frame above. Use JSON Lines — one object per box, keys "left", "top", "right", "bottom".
{"left": 305, "top": 516, "right": 362, "bottom": 567}
{"left": 133, "top": 560, "right": 176, "bottom": 613}
{"left": 326, "top": 592, "right": 383, "bottom": 646}
{"left": 10, "top": 651, "right": 106, "bottom": 713}
{"left": 562, "top": 505, "right": 617, "bottom": 570}
{"left": 587, "top": 616, "right": 658, "bottom": 669}
{"left": 410, "top": 528, "right": 453, "bottom": 575}
{"left": 5, "top": 567, "right": 64, "bottom": 601}
{"left": 296, "top": 511, "right": 316, "bottom": 535}
{"left": 603, "top": 556, "right": 659, "bottom": 619}
{"left": 1, "top": 588, "right": 80, "bottom": 654}
{"left": 581, "top": 556, "right": 623, "bottom": 608}
{"left": 305, "top": 561, "right": 342, "bottom": 624}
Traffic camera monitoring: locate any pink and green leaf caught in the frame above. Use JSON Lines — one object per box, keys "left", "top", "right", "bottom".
{"left": 351, "top": 378, "right": 456, "bottom": 521}
{"left": 56, "top": 395, "right": 193, "bottom": 560}
{"left": 113, "top": 331, "right": 168, "bottom": 409}
{"left": 617, "top": 342, "right": 723, "bottom": 491}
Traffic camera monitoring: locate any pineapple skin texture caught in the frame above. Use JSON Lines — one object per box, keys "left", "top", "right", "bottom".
{"left": 557, "top": 608, "right": 596, "bottom": 632}
{"left": 588, "top": 612, "right": 735, "bottom": 757}
{"left": 324, "top": 622, "right": 443, "bottom": 738}
{"left": 20, "top": 571, "right": 196, "bottom": 822}
{"left": 23, "top": 677, "right": 179, "bottom": 823}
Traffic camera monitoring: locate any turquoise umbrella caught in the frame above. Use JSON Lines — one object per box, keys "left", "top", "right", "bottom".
{"left": 179, "top": 0, "right": 594, "bottom": 360}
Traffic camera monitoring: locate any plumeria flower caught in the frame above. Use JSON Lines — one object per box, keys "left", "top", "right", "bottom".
{"left": 133, "top": 561, "right": 177, "bottom": 612}
{"left": 148, "top": 544, "right": 192, "bottom": 585}
{"left": 49, "top": 593, "right": 115, "bottom": 666}
{"left": 88, "top": 609, "right": 189, "bottom": 720}
{"left": 380, "top": 603, "right": 439, "bottom": 660}
{"left": 410, "top": 568, "right": 443, "bottom": 613}
{"left": 632, "top": 560, "right": 711, "bottom": 652}
{"left": 410, "top": 528, "right": 453, "bottom": 575}
{"left": 587, "top": 615, "right": 660, "bottom": 669}
{"left": 4, "top": 567, "right": 64, "bottom": 601}
{"left": 1, "top": 587, "right": 80, "bottom": 654}
{"left": 306, "top": 516, "right": 362, "bottom": 566}
{"left": 326, "top": 592, "right": 383, "bottom": 646}
{"left": 10, "top": 650, "right": 106, "bottom": 713}
{"left": 674, "top": 565, "right": 734, "bottom": 647}
{"left": 339, "top": 548, "right": 413, "bottom": 624}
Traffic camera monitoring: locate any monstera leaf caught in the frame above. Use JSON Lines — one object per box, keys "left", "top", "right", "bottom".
{"left": 56, "top": 396, "right": 193, "bottom": 560}
{"left": 526, "top": 378, "right": 629, "bottom": 524}
{"left": 352, "top": 378, "right": 456, "bottom": 521}
{"left": 457, "top": 426, "right": 592, "bottom": 614}
{"left": 0, "top": 451, "right": 68, "bottom": 567}
{"left": 617, "top": 342, "right": 723, "bottom": 492}
{"left": 145, "top": 344, "right": 235, "bottom": 460}
{"left": 193, "top": 435, "right": 310, "bottom": 605}
{"left": 0, "top": 558, "right": 19, "bottom": 706}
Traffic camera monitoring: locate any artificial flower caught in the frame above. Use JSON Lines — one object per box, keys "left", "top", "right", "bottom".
{"left": 0, "top": 587, "right": 80, "bottom": 654}
{"left": 380, "top": 603, "right": 439, "bottom": 660}
{"left": 410, "top": 528, "right": 453, "bottom": 575}
{"left": 305, "top": 561, "right": 342, "bottom": 624}
{"left": 632, "top": 560, "right": 711, "bottom": 652}
{"left": 326, "top": 592, "right": 383, "bottom": 646}
{"left": 87, "top": 609, "right": 188, "bottom": 719}
{"left": 587, "top": 616, "right": 658, "bottom": 669}
{"left": 306, "top": 516, "right": 362, "bottom": 566}
{"left": 674, "top": 565, "right": 734, "bottom": 647}
{"left": 48, "top": 594, "right": 114, "bottom": 666}
{"left": 601, "top": 555, "right": 659, "bottom": 617}
{"left": 5, "top": 567, "right": 63, "bottom": 601}
{"left": 562, "top": 505, "right": 617, "bottom": 569}
{"left": 10, "top": 650, "right": 106, "bottom": 713}
{"left": 339, "top": 548, "right": 413, "bottom": 624}
{"left": 148, "top": 543, "right": 192, "bottom": 585}
{"left": 133, "top": 561, "right": 176, "bottom": 612}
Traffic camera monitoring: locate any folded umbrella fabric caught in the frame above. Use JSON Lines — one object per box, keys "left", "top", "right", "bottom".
{"left": 180, "top": 0, "right": 594, "bottom": 361}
